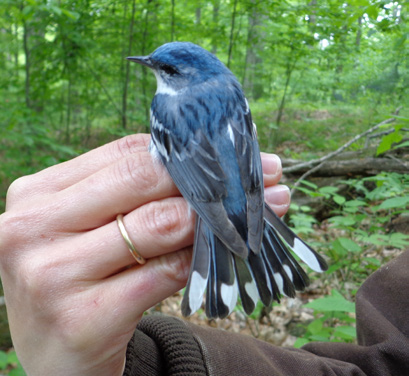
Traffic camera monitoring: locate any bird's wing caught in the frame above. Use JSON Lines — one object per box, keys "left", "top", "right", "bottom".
{"left": 150, "top": 101, "right": 248, "bottom": 258}
{"left": 226, "top": 91, "right": 264, "bottom": 253}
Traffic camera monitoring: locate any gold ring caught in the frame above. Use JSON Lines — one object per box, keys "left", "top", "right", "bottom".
{"left": 116, "top": 214, "right": 146, "bottom": 265}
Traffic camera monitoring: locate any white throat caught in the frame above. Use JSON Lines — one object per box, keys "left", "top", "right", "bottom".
{"left": 154, "top": 71, "right": 178, "bottom": 96}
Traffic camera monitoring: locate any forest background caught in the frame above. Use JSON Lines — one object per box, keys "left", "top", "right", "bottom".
{"left": 0, "top": 0, "right": 408, "bottom": 374}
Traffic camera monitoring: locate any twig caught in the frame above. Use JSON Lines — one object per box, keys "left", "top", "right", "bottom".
{"left": 290, "top": 160, "right": 328, "bottom": 195}
{"left": 286, "top": 108, "right": 403, "bottom": 195}
{"left": 368, "top": 128, "right": 409, "bottom": 139}
{"left": 385, "top": 153, "right": 408, "bottom": 168}
{"left": 284, "top": 117, "right": 396, "bottom": 175}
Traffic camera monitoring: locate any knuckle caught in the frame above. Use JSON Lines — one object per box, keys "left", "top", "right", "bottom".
{"left": 158, "top": 248, "right": 192, "bottom": 283}
{"left": 114, "top": 152, "right": 161, "bottom": 194}
{"left": 0, "top": 211, "right": 29, "bottom": 252}
{"left": 142, "top": 200, "right": 188, "bottom": 239}
{"left": 18, "top": 254, "right": 61, "bottom": 301}
{"left": 115, "top": 134, "right": 150, "bottom": 157}
{"left": 12, "top": 255, "right": 90, "bottom": 348}
{"left": 5, "top": 176, "right": 34, "bottom": 207}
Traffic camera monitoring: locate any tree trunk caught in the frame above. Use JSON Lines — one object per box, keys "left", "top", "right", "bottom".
{"left": 171, "top": 0, "right": 175, "bottom": 41}
{"left": 274, "top": 50, "right": 297, "bottom": 132}
{"left": 13, "top": 23, "right": 19, "bottom": 81}
{"left": 308, "top": 0, "right": 317, "bottom": 24}
{"left": 65, "top": 74, "right": 72, "bottom": 143}
{"left": 356, "top": 16, "right": 362, "bottom": 50}
{"left": 121, "top": 0, "right": 137, "bottom": 129}
{"left": 196, "top": 6, "right": 201, "bottom": 25}
{"left": 243, "top": 1, "right": 265, "bottom": 100}
{"left": 211, "top": 0, "right": 220, "bottom": 54}
{"left": 227, "top": 0, "right": 238, "bottom": 68}
{"left": 140, "top": 0, "right": 154, "bottom": 124}
{"left": 22, "top": 18, "right": 31, "bottom": 110}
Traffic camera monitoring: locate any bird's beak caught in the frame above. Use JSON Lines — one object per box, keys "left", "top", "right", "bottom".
{"left": 126, "top": 55, "right": 153, "bottom": 68}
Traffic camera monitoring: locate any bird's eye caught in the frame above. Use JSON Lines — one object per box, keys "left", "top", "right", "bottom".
{"left": 160, "top": 64, "right": 178, "bottom": 76}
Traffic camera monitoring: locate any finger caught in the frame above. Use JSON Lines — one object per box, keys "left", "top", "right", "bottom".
{"left": 64, "top": 151, "right": 282, "bottom": 231}
{"left": 6, "top": 134, "right": 151, "bottom": 205}
{"left": 106, "top": 247, "right": 192, "bottom": 322}
{"left": 67, "top": 250, "right": 191, "bottom": 344}
{"left": 265, "top": 184, "right": 291, "bottom": 217}
{"left": 261, "top": 153, "right": 282, "bottom": 187}
{"left": 69, "top": 197, "right": 194, "bottom": 279}
{"left": 9, "top": 149, "right": 179, "bottom": 234}
{"left": 19, "top": 248, "right": 192, "bottom": 359}
{"left": 63, "top": 151, "right": 180, "bottom": 230}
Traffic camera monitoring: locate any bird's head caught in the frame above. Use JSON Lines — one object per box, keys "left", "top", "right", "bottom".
{"left": 127, "top": 42, "right": 230, "bottom": 94}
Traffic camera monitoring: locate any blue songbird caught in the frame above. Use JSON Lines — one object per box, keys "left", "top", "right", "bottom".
{"left": 127, "top": 42, "right": 327, "bottom": 319}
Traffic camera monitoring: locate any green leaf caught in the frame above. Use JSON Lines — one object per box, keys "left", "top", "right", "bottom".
{"left": 294, "top": 337, "right": 310, "bottom": 348}
{"left": 61, "top": 8, "right": 80, "bottom": 20}
{"left": 377, "top": 130, "right": 403, "bottom": 155}
{"left": 7, "top": 351, "right": 19, "bottom": 364}
{"left": 377, "top": 197, "right": 409, "bottom": 210}
{"left": 329, "top": 215, "right": 356, "bottom": 227}
{"left": 391, "top": 116, "right": 409, "bottom": 122}
{"left": 0, "top": 351, "right": 8, "bottom": 369}
{"left": 389, "top": 233, "right": 409, "bottom": 249}
{"left": 333, "top": 195, "right": 346, "bottom": 205}
{"left": 318, "top": 186, "right": 339, "bottom": 195}
{"left": 393, "top": 141, "right": 409, "bottom": 150}
{"left": 9, "top": 364, "right": 27, "bottom": 376}
{"left": 300, "top": 180, "right": 319, "bottom": 189}
{"left": 295, "top": 186, "right": 323, "bottom": 197}
{"left": 365, "top": 234, "right": 389, "bottom": 246}
{"left": 307, "top": 318, "right": 323, "bottom": 335}
{"left": 366, "top": 4, "right": 379, "bottom": 19}
{"left": 308, "top": 334, "right": 331, "bottom": 342}
{"left": 331, "top": 239, "right": 348, "bottom": 256}
{"left": 338, "top": 237, "right": 362, "bottom": 253}
{"left": 364, "top": 257, "right": 381, "bottom": 267}
{"left": 334, "top": 325, "right": 357, "bottom": 340}
{"left": 306, "top": 294, "right": 355, "bottom": 313}
{"left": 345, "top": 200, "right": 366, "bottom": 207}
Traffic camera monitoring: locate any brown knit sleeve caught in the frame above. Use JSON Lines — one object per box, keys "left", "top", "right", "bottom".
{"left": 124, "top": 314, "right": 207, "bottom": 376}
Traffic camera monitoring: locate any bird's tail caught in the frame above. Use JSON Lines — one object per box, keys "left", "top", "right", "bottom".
{"left": 181, "top": 204, "right": 328, "bottom": 319}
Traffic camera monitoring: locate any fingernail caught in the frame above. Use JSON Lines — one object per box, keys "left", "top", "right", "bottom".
{"left": 262, "top": 154, "right": 281, "bottom": 177}
{"left": 265, "top": 185, "right": 291, "bottom": 207}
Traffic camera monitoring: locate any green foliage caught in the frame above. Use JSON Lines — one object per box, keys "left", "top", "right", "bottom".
{"left": 0, "top": 350, "right": 25, "bottom": 375}
{"left": 294, "top": 290, "right": 356, "bottom": 347}
{"left": 291, "top": 171, "right": 409, "bottom": 346}
{"left": 1, "top": 1, "right": 407, "bottom": 207}
{"left": 295, "top": 172, "right": 409, "bottom": 272}
{"left": 306, "top": 290, "right": 355, "bottom": 313}
{"left": 377, "top": 116, "right": 409, "bottom": 155}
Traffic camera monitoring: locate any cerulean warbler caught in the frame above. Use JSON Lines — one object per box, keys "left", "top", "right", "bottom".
{"left": 128, "top": 42, "right": 327, "bottom": 319}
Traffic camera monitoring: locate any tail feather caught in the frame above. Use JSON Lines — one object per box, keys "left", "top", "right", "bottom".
{"left": 181, "top": 204, "right": 327, "bottom": 318}
{"left": 260, "top": 228, "right": 296, "bottom": 298}
{"left": 264, "top": 205, "right": 328, "bottom": 272}
{"left": 232, "top": 255, "right": 259, "bottom": 315}
{"left": 247, "top": 251, "right": 274, "bottom": 306}
{"left": 263, "top": 225, "right": 310, "bottom": 292}
{"left": 181, "top": 216, "right": 209, "bottom": 317}
{"left": 205, "top": 231, "right": 237, "bottom": 319}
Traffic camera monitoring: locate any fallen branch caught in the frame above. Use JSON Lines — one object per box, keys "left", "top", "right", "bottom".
{"left": 287, "top": 157, "right": 409, "bottom": 177}
{"left": 284, "top": 116, "right": 396, "bottom": 175}
{"left": 284, "top": 109, "right": 403, "bottom": 194}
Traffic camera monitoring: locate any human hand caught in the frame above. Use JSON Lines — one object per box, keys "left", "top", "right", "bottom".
{"left": 0, "top": 134, "right": 290, "bottom": 376}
